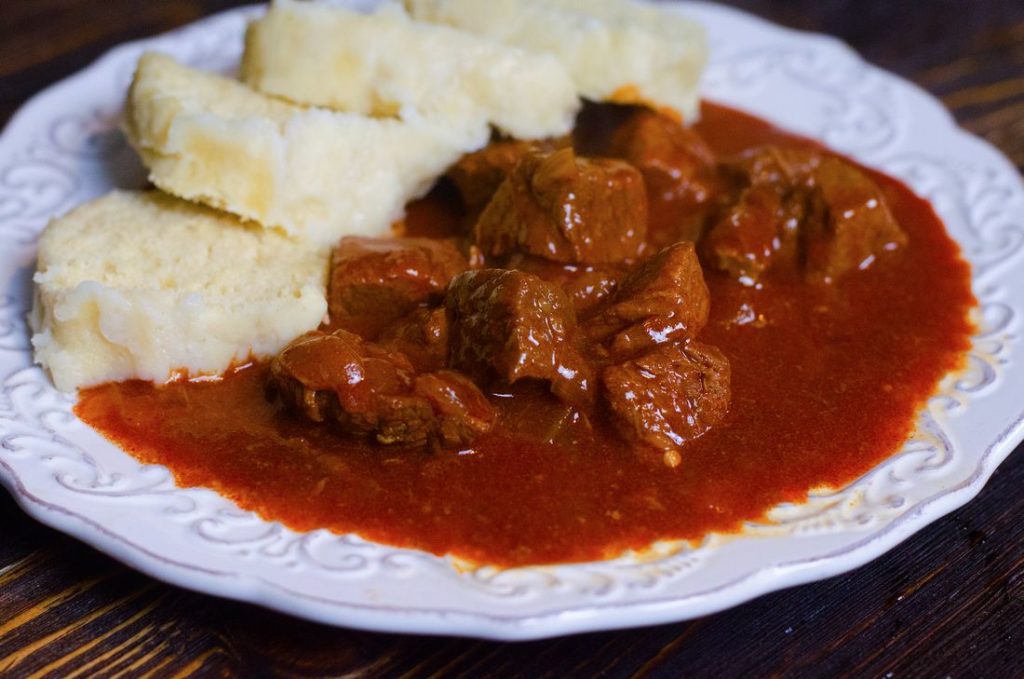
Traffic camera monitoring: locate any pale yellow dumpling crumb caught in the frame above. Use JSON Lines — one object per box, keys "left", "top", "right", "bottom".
{"left": 30, "top": 190, "right": 328, "bottom": 391}
{"left": 406, "top": 0, "right": 707, "bottom": 121}
{"left": 124, "top": 52, "right": 487, "bottom": 250}
{"left": 242, "top": 0, "right": 580, "bottom": 140}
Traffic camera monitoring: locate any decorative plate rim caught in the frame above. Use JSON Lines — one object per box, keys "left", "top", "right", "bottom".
{"left": 0, "top": 1, "right": 1022, "bottom": 640}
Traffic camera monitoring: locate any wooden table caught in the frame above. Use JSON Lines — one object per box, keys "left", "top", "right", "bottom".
{"left": 2, "top": 1, "right": 1022, "bottom": 675}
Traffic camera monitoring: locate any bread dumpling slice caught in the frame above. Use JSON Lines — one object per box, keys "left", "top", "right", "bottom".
{"left": 242, "top": 0, "right": 579, "bottom": 140}
{"left": 405, "top": 0, "right": 707, "bottom": 121}
{"left": 124, "top": 53, "right": 486, "bottom": 250}
{"left": 30, "top": 190, "right": 328, "bottom": 391}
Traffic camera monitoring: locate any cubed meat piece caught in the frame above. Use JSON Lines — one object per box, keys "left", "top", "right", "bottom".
{"left": 269, "top": 329, "right": 495, "bottom": 447}
{"left": 610, "top": 110, "right": 717, "bottom": 192}
{"left": 506, "top": 254, "right": 627, "bottom": 318}
{"left": 727, "top": 145, "right": 822, "bottom": 188}
{"left": 610, "top": 109, "right": 721, "bottom": 244}
{"left": 803, "top": 157, "right": 907, "bottom": 282}
{"left": 474, "top": 148, "right": 647, "bottom": 264}
{"left": 561, "top": 268, "right": 623, "bottom": 317}
{"left": 413, "top": 371, "right": 497, "bottom": 447}
{"left": 328, "top": 237, "right": 470, "bottom": 339}
{"left": 446, "top": 268, "right": 594, "bottom": 407}
{"left": 447, "top": 137, "right": 568, "bottom": 215}
{"left": 269, "top": 329, "right": 416, "bottom": 434}
{"left": 703, "top": 184, "right": 794, "bottom": 282}
{"left": 712, "top": 148, "right": 906, "bottom": 283}
{"left": 588, "top": 242, "right": 710, "bottom": 357}
{"left": 602, "top": 340, "right": 731, "bottom": 466}
{"left": 378, "top": 306, "right": 449, "bottom": 373}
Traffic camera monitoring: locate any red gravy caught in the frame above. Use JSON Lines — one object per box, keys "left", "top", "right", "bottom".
{"left": 75, "top": 103, "right": 975, "bottom": 567}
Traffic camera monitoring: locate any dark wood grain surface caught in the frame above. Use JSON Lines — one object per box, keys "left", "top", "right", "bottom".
{"left": 2, "top": 1, "right": 1023, "bottom": 676}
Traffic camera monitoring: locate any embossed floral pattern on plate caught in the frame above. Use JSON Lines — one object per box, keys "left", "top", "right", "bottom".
{"left": 0, "top": 2, "right": 1022, "bottom": 639}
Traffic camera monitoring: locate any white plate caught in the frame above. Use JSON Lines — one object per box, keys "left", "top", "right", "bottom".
{"left": 0, "top": 2, "right": 1022, "bottom": 641}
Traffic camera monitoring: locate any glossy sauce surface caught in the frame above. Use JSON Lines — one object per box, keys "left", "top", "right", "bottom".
{"left": 75, "top": 103, "right": 975, "bottom": 567}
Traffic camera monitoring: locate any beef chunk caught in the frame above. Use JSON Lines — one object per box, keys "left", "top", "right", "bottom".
{"left": 728, "top": 145, "right": 822, "bottom": 188}
{"left": 446, "top": 268, "right": 594, "bottom": 406}
{"left": 561, "top": 268, "right": 623, "bottom": 317}
{"left": 610, "top": 109, "right": 720, "bottom": 244}
{"left": 610, "top": 110, "right": 717, "bottom": 192}
{"left": 328, "top": 237, "right": 470, "bottom": 338}
{"left": 269, "top": 329, "right": 417, "bottom": 434}
{"left": 378, "top": 306, "right": 449, "bottom": 373}
{"left": 588, "top": 242, "right": 710, "bottom": 357}
{"left": 704, "top": 184, "right": 794, "bottom": 282}
{"left": 704, "top": 147, "right": 819, "bottom": 282}
{"left": 474, "top": 148, "right": 647, "bottom": 264}
{"left": 707, "top": 147, "right": 905, "bottom": 283}
{"left": 413, "top": 371, "right": 497, "bottom": 448}
{"left": 507, "top": 254, "right": 627, "bottom": 318}
{"left": 447, "top": 137, "right": 568, "bottom": 215}
{"left": 602, "top": 341, "right": 731, "bottom": 466}
{"left": 804, "top": 157, "right": 907, "bottom": 282}
{"left": 269, "top": 329, "right": 495, "bottom": 447}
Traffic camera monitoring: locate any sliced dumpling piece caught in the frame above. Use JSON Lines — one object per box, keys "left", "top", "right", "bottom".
{"left": 242, "top": 0, "right": 579, "bottom": 140}
{"left": 124, "top": 52, "right": 486, "bottom": 250}
{"left": 30, "top": 190, "right": 328, "bottom": 392}
{"left": 405, "top": 0, "right": 707, "bottom": 121}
